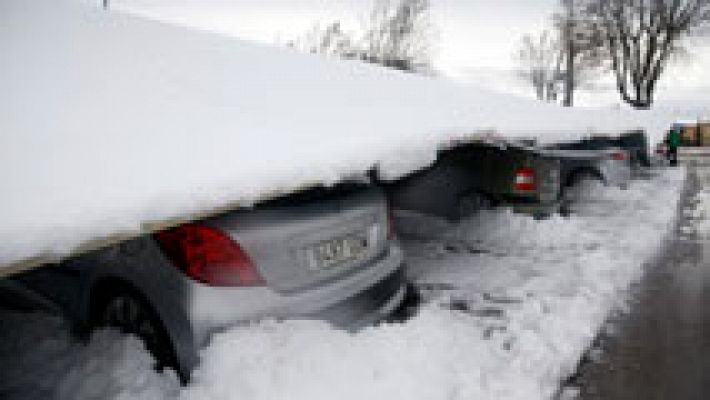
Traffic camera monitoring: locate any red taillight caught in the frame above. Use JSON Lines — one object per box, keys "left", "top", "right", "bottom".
{"left": 153, "top": 223, "right": 264, "bottom": 287}
{"left": 514, "top": 168, "right": 536, "bottom": 191}
{"left": 611, "top": 151, "right": 627, "bottom": 161}
{"left": 387, "top": 208, "right": 396, "bottom": 240}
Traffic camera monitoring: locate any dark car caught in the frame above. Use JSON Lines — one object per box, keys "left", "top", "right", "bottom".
{"left": 383, "top": 140, "right": 561, "bottom": 221}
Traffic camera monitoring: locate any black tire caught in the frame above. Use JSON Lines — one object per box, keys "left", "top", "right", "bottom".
{"left": 560, "top": 172, "right": 604, "bottom": 216}
{"left": 91, "top": 286, "right": 184, "bottom": 382}
{"left": 456, "top": 191, "right": 493, "bottom": 220}
{"left": 385, "top": 283, "right": 422, "bottom": 323}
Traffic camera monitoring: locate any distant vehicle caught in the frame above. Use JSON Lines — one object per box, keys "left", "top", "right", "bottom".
{"left": 383, "top": 141, "right": 561, "bottom": 222}
{"left": 548, "top": 130, "right": 651, "bottom": 172}
{"left": 9, "top": 182, "right": 406, "bottom": 381}
{"left": 671, "top": 120, "right": 710, "bottom": 147}
{"left": 539, "top": 147, "right": 632, "bottom": 214}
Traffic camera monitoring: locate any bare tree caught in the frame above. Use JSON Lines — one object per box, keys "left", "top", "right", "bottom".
{"left": 288, "top": 0, "right": 434, "bottom": 74}
{"left": 287, "top": 21, "right": 357, "bottom": 58}
{"left": 515, "top": 26, "right": 601, "bottom": 104}
{"left": 516, "top": 31, "right": 564, "bottom": 102}
{"left": 579, "top": 0, "right": 710, "bottom": 109}
{"left": 561, "top": 0, "right": 577, "bottom": 106}
{"left": 553, "top": 0, "right": 606, "bottom": 106}
{"left": 360, "top": 0, "right": 433, "bottom": 72}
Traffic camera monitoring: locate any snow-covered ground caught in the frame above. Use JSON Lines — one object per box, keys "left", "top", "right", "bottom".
{"left": 1, "top": 0, "right": 699, "bottom": 274}
{"left": 681, "top": 161, "right": 710, "bottom": 239}
{"left": 683, "top": 198, "right": 710, "bottom": 239}
{"left": 0, "top": 167, "right": 684, "bottom": 400}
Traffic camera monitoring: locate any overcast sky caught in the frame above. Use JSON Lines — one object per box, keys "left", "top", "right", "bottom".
{"left": 113, "top": 0, "right": 708, "bottom": 103}
{"left": 114, "top": 0, "right": 558, "bottom": 74}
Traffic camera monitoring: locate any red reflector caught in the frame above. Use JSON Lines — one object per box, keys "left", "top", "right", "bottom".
{"left": 153, "top": 223, "right": 264, "bottom": 287}
{"left": 514, "top": 168, "right": 536, "bottom": 191}
{"left": 611, "top": 151, "right": 627, "bottom": 161}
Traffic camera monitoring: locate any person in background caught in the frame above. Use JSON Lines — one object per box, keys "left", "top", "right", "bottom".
{"left": 667, "top": 126, "right": 680, "bottom": 166}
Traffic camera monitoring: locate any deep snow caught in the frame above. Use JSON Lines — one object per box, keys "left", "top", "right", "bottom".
{"left": 0, "top": 0, "right": 699, "bottom": 274}
{"left": 0, "top": 167, "right": 685, "bottom": 400}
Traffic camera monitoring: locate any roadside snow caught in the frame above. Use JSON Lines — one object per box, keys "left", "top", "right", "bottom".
{"left": 0, "top": 0, "right": 694, "bottom": 273}
{"left": 682, "top": 164, "right": 710, "bottom": 238}
{"left": 683, "top": 196, "right": 710, "bottom": 238}
{"left": 0, "top": 167, "right": 684, "bottom": 400}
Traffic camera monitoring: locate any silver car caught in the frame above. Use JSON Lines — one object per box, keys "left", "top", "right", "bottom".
{"left": 10, "top": 182, "right": 406, "bottom": 381}
{"left": 546, "top": 130, "right": 651, "bottom": 173}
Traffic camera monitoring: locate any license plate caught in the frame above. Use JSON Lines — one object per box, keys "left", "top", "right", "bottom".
{"left": 308, "top": 234, "right": 368, "bottom": 270}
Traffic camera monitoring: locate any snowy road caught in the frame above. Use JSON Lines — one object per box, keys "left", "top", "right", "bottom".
{"left": 0, "top": 167, "right": 685, "bottom": 400}
{"left": 564, "top": 154, "right": 710, "bottom": 400}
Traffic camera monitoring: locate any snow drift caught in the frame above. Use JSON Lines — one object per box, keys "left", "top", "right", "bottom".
{"left": 0, "top": 0, "right": 695, "bottom": 274}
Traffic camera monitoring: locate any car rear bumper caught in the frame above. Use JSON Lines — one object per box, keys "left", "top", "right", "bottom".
{"left": 511, "top": 201, "right": 560, "bottom": 216}
{"left": 184, "top": 242, "right": 405, "bottom": 347}
{"left": 313, "top": 267, "right": 407, "bottom": 329}
{"left": 499, "top": 195, "right": 560, "bottom": 217}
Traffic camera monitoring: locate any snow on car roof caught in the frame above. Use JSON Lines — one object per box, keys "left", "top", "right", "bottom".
{"left": 0, "top": 0, "right": 687, "bottom": 275}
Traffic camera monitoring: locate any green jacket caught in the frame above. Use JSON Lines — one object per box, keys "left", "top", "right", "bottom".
{"left": 668, "top": 129, "right": 680, "bottom": 148}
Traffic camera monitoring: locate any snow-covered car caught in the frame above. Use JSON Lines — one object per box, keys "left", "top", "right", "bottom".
{"left": 383, "top": 141, "right": 562, "bottom": 221}
{"left": 9, "top": 182, "right": 406, "bottom": 381}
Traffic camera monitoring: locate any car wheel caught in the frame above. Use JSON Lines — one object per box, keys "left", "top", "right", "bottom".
{"left": 560, "top": 173, "right": 604, "bottom": 215}
{"left": 456, "top": 192, "right": 492, "bottom": 220}
{"left": 385, "top": 283, "right": 422, "bottom": 323}
{"left": 93, "top": 287, "right": 182, "bottom": 380}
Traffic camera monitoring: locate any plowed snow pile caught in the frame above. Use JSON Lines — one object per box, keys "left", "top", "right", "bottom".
{"left": 0, "top": 167, "right": 685, "bottom": 400}
{"left": 0, "top": 0, "right": 694, "bottom": 272}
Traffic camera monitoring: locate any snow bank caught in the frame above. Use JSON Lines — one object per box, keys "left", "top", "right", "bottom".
{"left": 0, "top": 310, "right": 180, "bottom": 399}
{"left": 0, "top": 0, "right": 691, "bottom": 273}
{"left": 0, "top": 167, "right": 685, "bottom": 400}
{"left": 681, "top": 165, "right": 710, "bottom": 238}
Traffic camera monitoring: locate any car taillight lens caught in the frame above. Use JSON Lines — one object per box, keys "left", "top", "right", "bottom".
{"left": 514, "top": 168, "right": 536, "bottom": 191}
{"left": 153, "top": 223, "right": 264, "bottom": 287}
{"left": 386, "top": 208, "right": 396, "bottom": 240}
{"left": 611, "top": 151, "right": 627, "bottom": 161}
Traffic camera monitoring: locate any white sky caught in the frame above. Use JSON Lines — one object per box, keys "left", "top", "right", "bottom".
{"left": 114, "top": 0, "right": 558, "bottom": 74}
{"left": 113, "top": 0, "right": 708, "bottom": 104}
